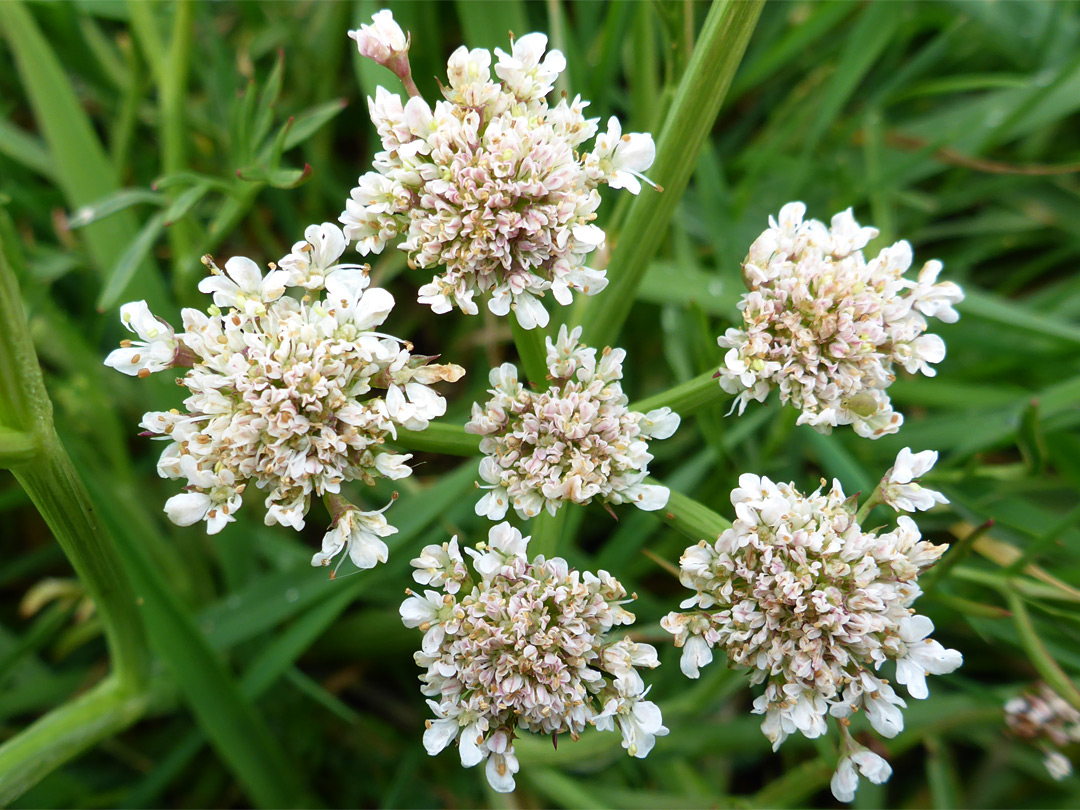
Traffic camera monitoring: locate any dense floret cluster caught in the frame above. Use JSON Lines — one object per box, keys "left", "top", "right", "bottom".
{"left": 342, "top": 23, "right": 655, "bottom": 328}
{"left": 466, "top": 326, "right": 678, "bottom": 520}
{"left": 1006, "top": 684, "right": 1080, "bottom": 780}
{"left": 401, "top": 523, "right": 666, "bottom": 791}
{"left": 662, "top": 450, "right": 960, "bottom": 801}
{"left": 716, "top": 203, "right": 964, "bottom": 438}
{"left": 105, "top": 224, "right": 462, "bottom": 569}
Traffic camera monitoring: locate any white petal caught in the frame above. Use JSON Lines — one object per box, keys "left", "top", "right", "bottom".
{"left": 163, "top": 492, "right": 211, "bottom": 527}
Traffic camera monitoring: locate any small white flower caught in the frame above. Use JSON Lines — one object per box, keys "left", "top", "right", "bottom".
{"left": 678, "top": 634, "right": 713, "bottom": 679}
{"left": 830, "top": 755, "right": 859, "bottom": 802}
{"left": 278, "top": 223, "right": 365, "bottom": 290}
{"left": 311, "top": 502, "right": 398, "bottom": 573}
{"left": 586, "top": 117, "right": 657, "bottom": 194}
{"left": 894, "top": 615, "right": 963, "bottom": 699}
{"left": 410, "top": 537, "right": 467, "bottom": 593}
{"left": 348, "top": 9, "right": 408, "bottom": 66}
{"left": 831, "top": 745, "right": 893, "bottom": 802}
{"left": 883, "top": 447, "right": 949, "bottom": 512}
{"left": 197, "top": 256, "right": 288, "bottom": 316}
{"left": 104, "top": 301, "right": 178, "bottom": 377}
{"left": 1045, "top": 750, "right": 1073, "bottom": 780}
{"left": 399, "top": 589, "right": 442, "bottom": 628}
{"left": 494, "top": 32, "right": 565, "bottom": 101}
{"left": 595, "top": 687, "right": 668, "bottom": 758}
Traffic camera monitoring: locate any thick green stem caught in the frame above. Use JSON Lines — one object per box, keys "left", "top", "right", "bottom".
{"left": 12, "top": 431, "right": 151, "bottom": 689}
{"left": 510, "top": 311, "right": 550, "bottom": 388}
{"left": 395, "top": 422, "right": 480, "bottom": 456}
{"left": 0, "top": 235, "right": 152, "bottom": 799}
{"left": 654, "top": 482, "right": 732, "bottom": 542}
{"left": 530, "top": 507, "right": 569, "bottom": 559}
{"left": 0, "top": 425, "right": 39, "bottom": 465}
{"left": 0, "top": 677, "right": 149, "bottom": 806}
{"left": 578, "top": 0, "right": 764, "bottom": 347}
{"left": 629, "top": 369, "right": 727, "bottom": 417}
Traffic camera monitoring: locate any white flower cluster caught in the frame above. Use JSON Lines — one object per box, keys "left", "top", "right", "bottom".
{"left": 717, "top": 203, "right": 964, "bottom": 438}
{"left": 341, "top": 11, "right": 656, "bottom": 329}
{"left": 1006, "top": 684, "right": 1080, "bottom": 780}
{"left": 465, "top": 326, "right": 679, "bottom": 520}
{"left": 105, "top": 224, "right": 463, "bottom": 572}
{"left": 401, "top": 523, "right": 667, "bottom": 792}
{"left": 661, "top": 449, "right": 961, "bottom": 802}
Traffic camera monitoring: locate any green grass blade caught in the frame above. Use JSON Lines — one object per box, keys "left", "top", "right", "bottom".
{"left": 578, "top": 0, "right": 764, "bottom": 347}
{"left": 0, "top": 1, "right": 168, "bottom": 310}
{"left": 100, "top": 505, "right": 312, "bottom": 807}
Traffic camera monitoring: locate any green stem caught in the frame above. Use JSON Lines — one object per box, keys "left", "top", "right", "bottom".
{"left": 0, "top": 677, "right": 149, "bottom": 806}
{"left": 1004, "top": 589, "right": 1080, "bottom": 712}
{"left": 578, "top": 0, "right": 764, "bottom": 347}
{"left": 395, "top": 422, "right": 480, "bottom": 456}
{"left": 629, "top": 368, "right": 726, "bottom": 417}
{"left": 0, "top": 236, "right": 152, "bottom": 800}
{"left": 160, "top": 0, "right": 196, "bottom": 280}
{"left": 12, "top": 433, "right": 152, "bottom": 689}
{"left": 654, "top": 482, "right": 732, "bottom": 542}
{"left": 854, "top": 484, "right": 885, "bottom": 524}
{"left": 510, "top": 311, "right": 550, "bottom": 388}
{"left": 0, "top": 424, "right": 38, "bottom": 466}
{"left": 530, "top": 506, "right": 569, "bottom": 559}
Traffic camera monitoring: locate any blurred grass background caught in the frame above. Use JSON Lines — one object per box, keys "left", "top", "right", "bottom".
{"left": 1, "top": 0, "right": 1080, "bottom": 807}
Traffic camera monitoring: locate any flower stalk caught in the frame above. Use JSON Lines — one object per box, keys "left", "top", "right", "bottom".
{"left": 511, "top": 312, "right": 551, "bottom": 387}
{"left": 629, "top": 369, "right": 727, "bottom": 418}
{"left": 655, "top": 484, "right": 732, "bottom": 541}
{"left": 396, "top": 422, "right": 480, "bottom": 456}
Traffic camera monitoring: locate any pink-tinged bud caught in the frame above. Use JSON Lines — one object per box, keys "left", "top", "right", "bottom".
{"left": 348, "top": 10, "right": 407, "bottom": 64}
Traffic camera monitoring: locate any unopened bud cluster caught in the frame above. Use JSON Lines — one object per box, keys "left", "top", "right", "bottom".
{"left": 661, "top": 449, "right": 960, "bottom": 801}
{"left": 401, "top": 523, "right": 667, "bottom": 792}
{"left": 105, "top": 223, "right": 463, "bottom": 571}
{"left": 342, "top": 23, "right": 656, "bottom": 329}
{"left": 466, "top": 326, "right": 679, "bottom": 520}
{"left": 1005, "top": 684, "right": 1080, "bottom": 780}
{"left": 717, "top": 202, "right": 964, "bottom": 438}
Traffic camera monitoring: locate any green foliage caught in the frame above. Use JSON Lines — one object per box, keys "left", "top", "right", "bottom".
{"left": 1, "top": 1, "right": 1079, "bottom": 807}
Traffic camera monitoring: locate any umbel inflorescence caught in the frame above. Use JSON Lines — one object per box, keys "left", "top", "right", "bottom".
{"left": 466, "top": 325, "right": 679, "bottom": 520}
{"left": 104, "top": 223, "right": 463, "bottom": 571}
{"left": 401, "top": 523, "right": 667, "bottom": 792}
{"left": 661, "top": 448, "right": 962, "bottom": 802}
{"left": 717, "top": 203, "right": 964, "bottom": 438}
{"left": 342, "top": 11, "right": 656, "bottom": 329}
{"left": 1006, "top": 684, "right": 1080, "bottom": 780}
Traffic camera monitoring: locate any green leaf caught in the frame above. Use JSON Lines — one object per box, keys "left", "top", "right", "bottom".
{"left": 96, "top": 211, "right": 167, "bottom": 311}
{"left": 284, "top": 98, "right": 349, "bottom": 150}
{"left": 67, "top": 189, "right": 164, "bottom": 229}
{"left": 0, "top": 118, "right": 54, "bottom": 180}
